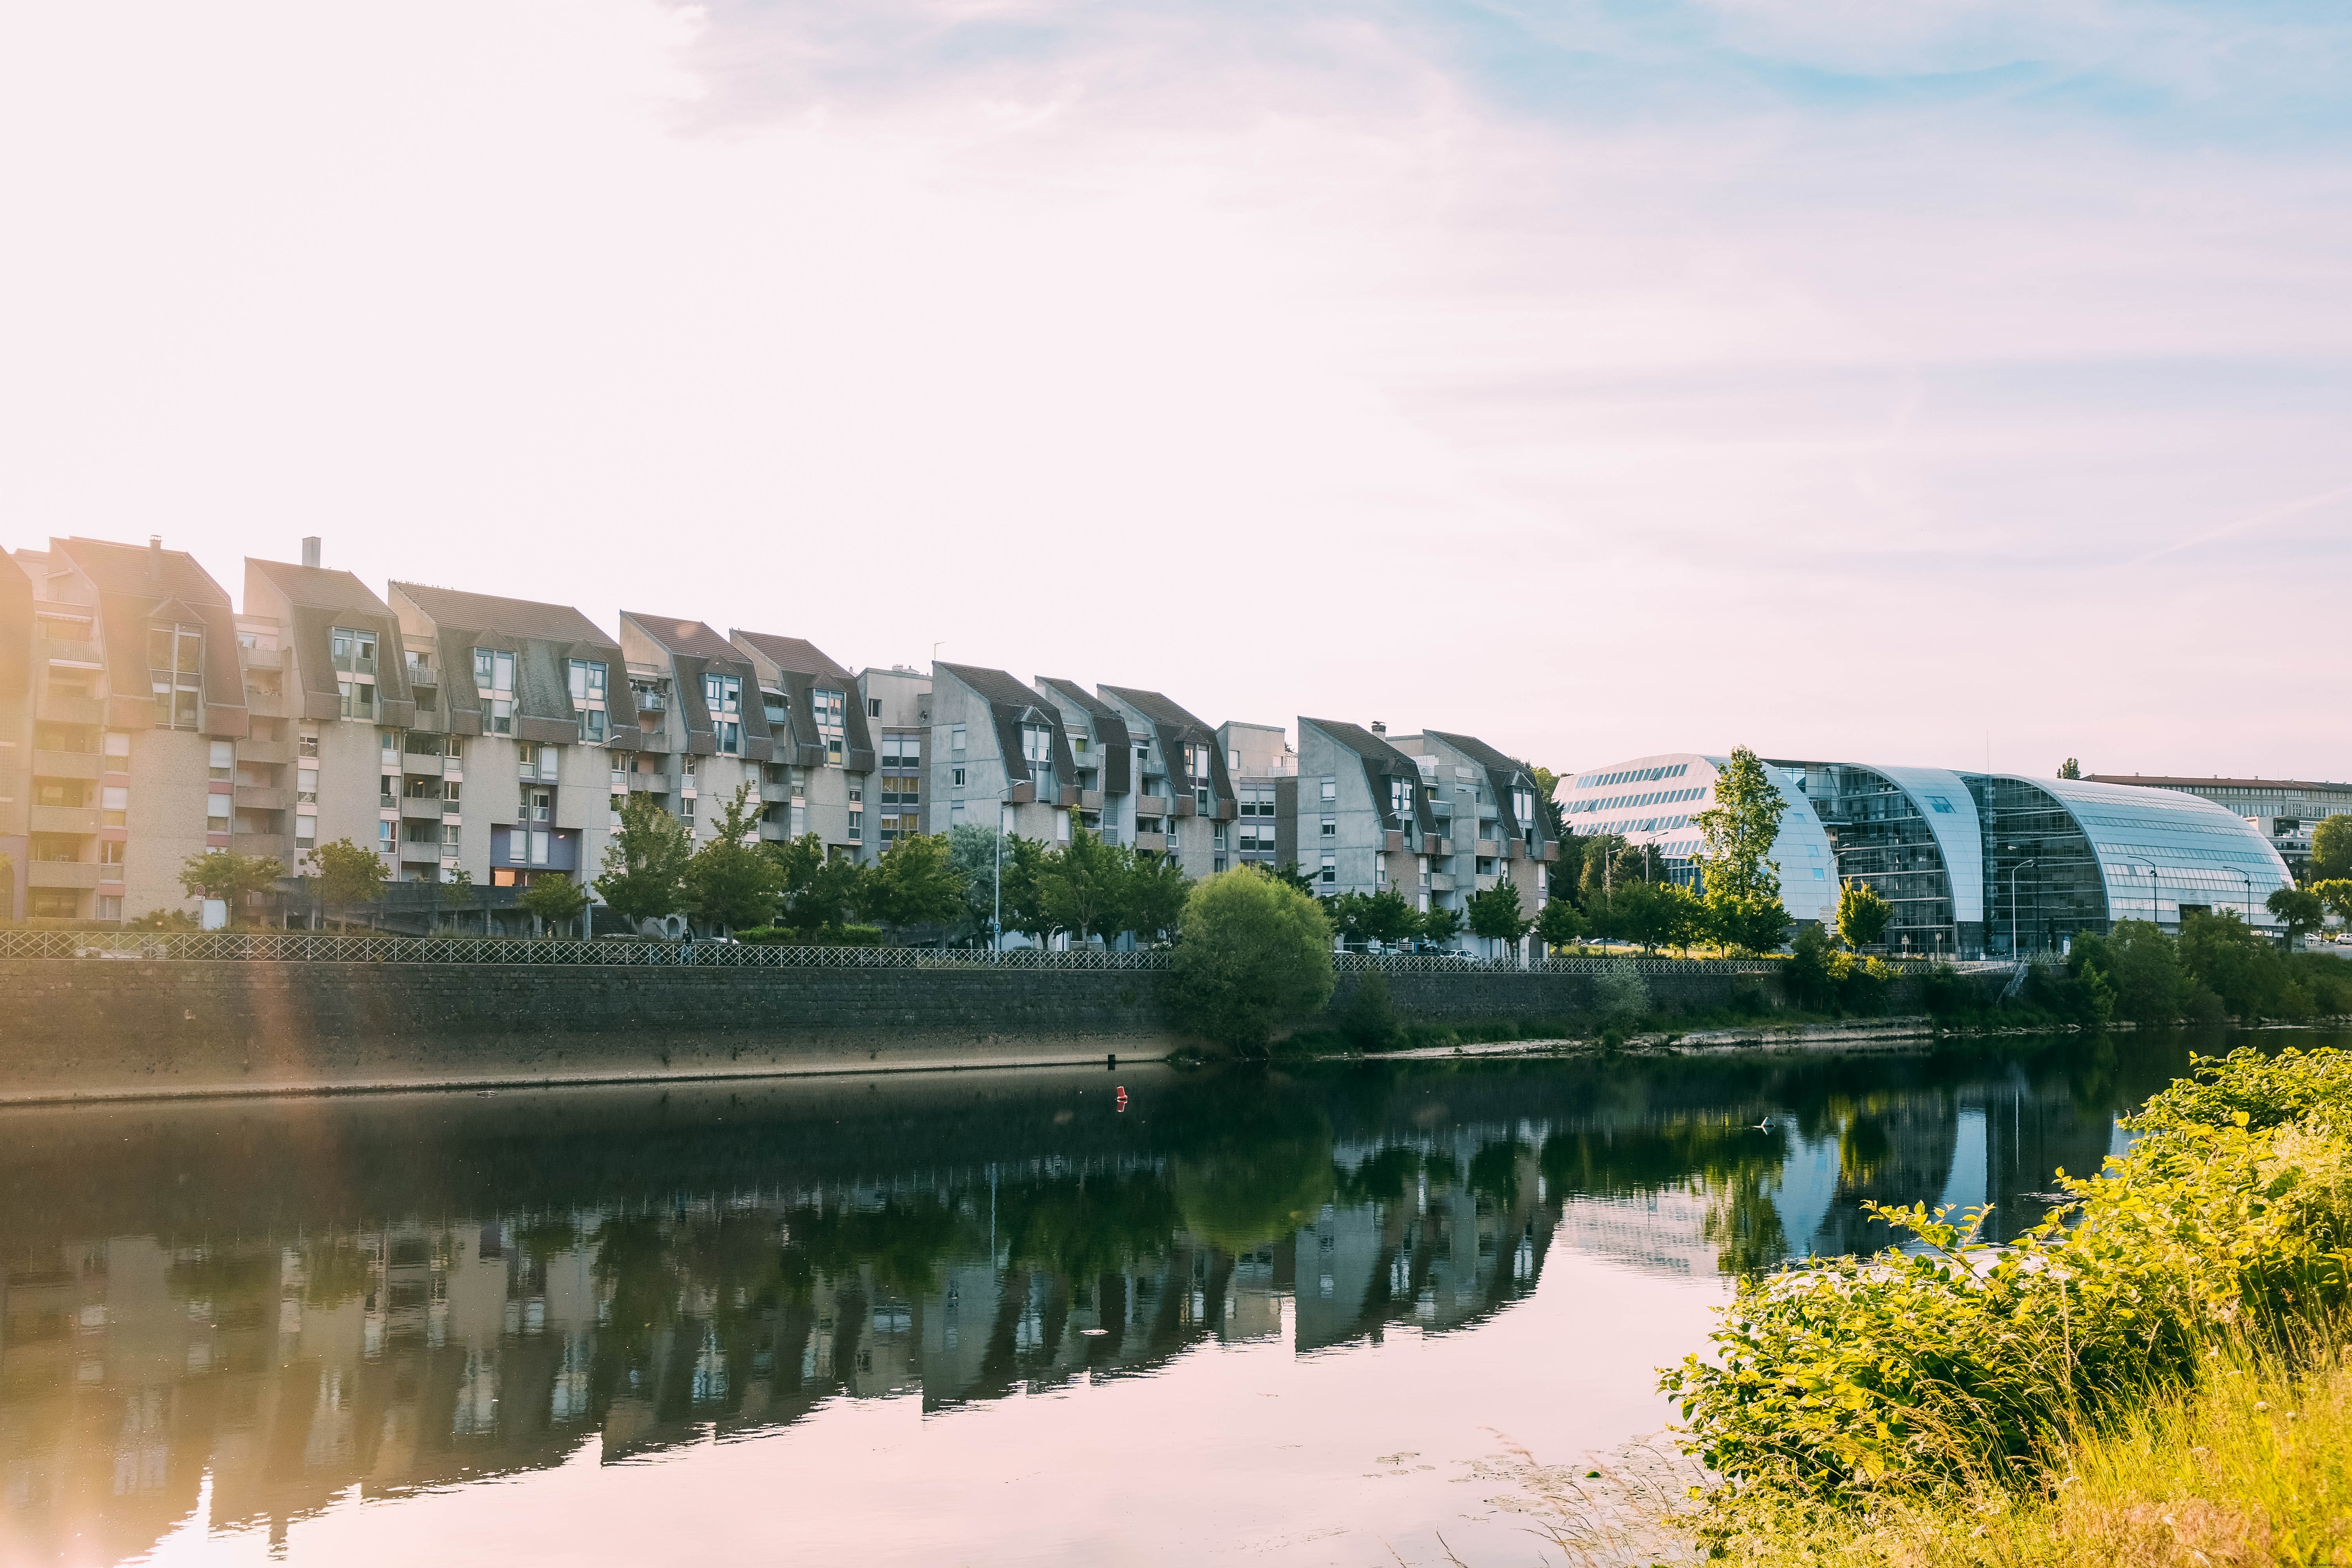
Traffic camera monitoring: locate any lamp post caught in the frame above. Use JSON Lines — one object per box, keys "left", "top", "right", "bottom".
{"left": 2228, "top": 866, "right": 2252, "bottom": 928}
{"left": 2118, "top": 854, "right": 2160, "bottom": 928}
{"left": 2009, "top": 857, "right": 2040, "bottom": 960}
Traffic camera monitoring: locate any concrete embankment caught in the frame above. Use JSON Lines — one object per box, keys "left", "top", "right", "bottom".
{"left": 0, "top": 958, "right": 1848, "bottom": 1103}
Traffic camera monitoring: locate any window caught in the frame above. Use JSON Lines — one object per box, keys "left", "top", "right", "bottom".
{"left": 1319, "top": 855, "right": 1336, "bottom": 885}
{"left": 882, "top": 733, "right": 922, "bottom": 769}
{"left": 848, "top": 809, "right": 862, "bottom": 842}
{"left": 338, "top": 674, "right": 376, "bottom": 719}
{"left": 715, "top": 720, "right": 741, "bottom": 756}
{"left": 443, "top": 779, "right": 461, "bottom": 804}
{"left": 473, "top": 648, "right": 514, "bottom": 695}
{"left": 952, "top": 767, "right": 966, "bottom": 788}
{"left": 1071, "top": 731, "right": 1090, "bottom": 755}
{"left": 99, "top": 839, "right": 125, "bottom": 867}
{"left": 568, "top": 659, "right": 607, "bottom": 702}
{"left": 1513, "top": 787, "right": 1535, "bottom": 825}
{"left": 207, "top": 797, "right": 231, "bottom": 833}
{"left": 208, "top": 741, "right": 235, "bottom": 782}
{"left": 1212, "top": 825, "right": 1227, "bottom": 849}
{"left": 104, "top": 731, "right": 131, "bottom": 759}
{"left": 96, "top": 895, "right": 124, "bottom": 921}
{"left": 380, "top": 776, "right": 396, "bottom": 807}
{"left": 1926, "top": 795, "right": 1956, "bottom": 814}
{"left": 1389, "top": 778, "right": 1413, "bottom": 818}
{"left": 331, "top": 626, "right": 377, "bottom": 670}
{"left": 1229, "top": 749, "right": 1240, "bottom": 770}
{"left": 297, "top": 767, "right": 319, "bottom": 804}
{"left": 149, "top": 622, "right": 203, "bottom": 729}
{"left": 298, "top": 726, "right": 319, "bottom": 757}
{"left": 814, "top": 689, "right": 846, "bottom": 764}
{"left": 1321, "top": 778, "right": 1337, "bottom": 802}
{"left": 296, "top": 813, "right": 317, "bottom": 849}
{"left": 1214, "top": 857, "right": 1227, "bottom": 873}
{"left": 951, "top": 725, "right": 967, "bottom": 753}
{"left": 1321, "top": 816, "right": 1337, "bottom": 838}
{"left": 442, "top": 823, "right": 462, "bottom": 852}
{"left": 377, "top": 820, "right": 395, "bottom": 850}
{"left": 101, "top": 786, "right": 128, "bottom": 826}
{"left": 1021, "top": 723, "right": 1052, "bottom": 764}
{"left": 867, "top": 697, "right": 882, "bottom": 717}
{"left": 704, "top": 672, "right": 740, "bottom": 715}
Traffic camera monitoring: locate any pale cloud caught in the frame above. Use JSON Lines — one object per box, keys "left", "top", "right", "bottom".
{"left": 0, "top": 0, "right": 2346, "bottom": 784}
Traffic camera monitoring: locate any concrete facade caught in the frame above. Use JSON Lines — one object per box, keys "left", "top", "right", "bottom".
{"left": 1389, "top": 729, "right": 1559, "bottom": 924}
{"left": 925, "top": 663, "right": 1074, "bottom": 848}
{"left": 729, "top": 631, "right": 873, "bottom": 860}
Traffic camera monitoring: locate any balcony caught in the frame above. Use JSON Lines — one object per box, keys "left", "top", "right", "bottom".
{"left": 36, "top": 692, "right": 107, "bottom": 726}
{"left": 396, "top": 838, "right": 444, "bottom": 865}
{"left": 398, "top": 794, "right": 448, "bottom": 821}
{"left": 1008, "top": 780, "right": 1036, "bottom": 805}
{"left": 38, "top": 636, "right": 105, "bottom": 668}
{"left": 627, "top": 771, "right": 669, "bottom": 793}
{"left": 1425, "top": 836, "right": 1452, "bottom": 858}
{"left": 239, "top": 738, "right": 294, "bottom": 765}
{"left": 31, "top": 804, "right": 101, "bottom": 836}
{"left": 1173, "top": 796, "right": 1198, "bottom": 819}
{"left": 1054, "top": 785, "right": 1080, "bottom": 808}
{"left": 1214, "top": 799, "right": 1237, "bottom": 822}
{"left": 28, "top": 860, "right": 102, "bottom": 890}
{"left": 1383, "top": 830, "right": 1406, "bottom": 854}
{"left": 235, "top": 784, "right": 293, "bottom": 812}
{"left": 1135, "top": 794, "right": 1170, "bottom": 817}
{"left": 405, "top": 661, "right": 437, "bottom": 687}
{"left": 1080, "top": 789, "right": 1104, "bottom": 812}
{"left": 1542, "top": 842, "right": 1559, "bottom": 862}
{"left": 244, "top": 690, "right": 287, "bottom": 718}
{"left": 1430, "top": 873, "right": 1457, "bottom": 892}
{"left": 1133, "top": 831, "right": 1167, "bottom": 853}
{"left": 233, "top": 832, "right": 291, "bottom": 862}
{"left": 759, "top": 779, "right": 793, "bottom": 802}
{"left": 332, "top": 652, "right": 378, "bottom": 676}
{"left": 1475, "top": 873, "right": 1502, "bottom": 893}
{"left": 238, "top": 646, "right": 281, "bottom": 670}
{"left": 1474, "top": 838, "right": 1501, "bottom": 858}
{"left": 33, "top": 749, "right": 102, "bottom": 782}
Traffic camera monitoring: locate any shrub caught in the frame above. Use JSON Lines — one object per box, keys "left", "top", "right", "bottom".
{"left": 1664, "top": 1047, "right": 2352, "bottom": 1552}
{"left": 1333, "top": 971, "right": 1402, "bottom": 1052}
{"left": 1164, "top": 868, "right": 1336, "bottom": 1053}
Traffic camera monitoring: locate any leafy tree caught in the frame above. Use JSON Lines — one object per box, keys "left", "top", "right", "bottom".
{"left": 595, "top": 794, "right": 691, "bottom": 930}
{"left": 521, "top": 875, "right": 590, "bottom": 936}
{"left": 1835, "top": 880, "right": 1895, "bottom": 950}
{"left": 1536, "top": 896, "right": 1586, "bottom": 950}
{"left": 860, "top": 832, "right": 968, "bottom": 933}
{"left": 304, "top": 838, "right": 388, "bottom": 928}
{"left": 441, "top": 866, "right": 477, "bottom": 933}
{"left": 2309, "top": 815, "right": 2352, "bottom": 883}
{"left": 1608, "top": 877, "right": 1682, "bottom": 954}
{"left": 2057, "top": 758, "right": 2082, "bottom": 780}
{"left": 768, "top": 832, "right": 865, "bottom": 932}
{"left": 1355, "top": 887, "right": 1420, "bottom": 947}
{"left": 2265, "top": 886, "right": 2325, "bottom": 947}
{"left": 1031, "top": 827, "right": 1131, "bottom": 942}
{"left": 1691, "top": 746, "right": 1791, "bottom": 954}
{"left": 1417, "top": 902, "right": 1462, "bottom": 945}
{"left": 683, "top": 786, "right": 786, "bottom": 933}
{"left": 178, "top": 849, "right": 283, "bottom": 913}
{"left": 1465, "top": 879, "right": 1533, "bottom": 946}
{"left": 1165, "top": 868, "right": 1336, "bottom": 1052}
{"left": 2177, "top": 909, "right": 2310, "bottom": 1020}
{"left": 2314, "top": 879, "right": 2352, "bottom": 932}
{"left": 2068, "top": 920, "right": 2185, "bottom": 1022}
{"left": 1270, "top": 862, "right": 1319, "bottom": 897}
{"left": 945, "top": 824, "right": 1005, "bottom": 944}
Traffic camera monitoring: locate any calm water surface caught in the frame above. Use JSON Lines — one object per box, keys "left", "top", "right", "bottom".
{"left": 5, "top": 1029, "right": 2332, "bottom": 1566}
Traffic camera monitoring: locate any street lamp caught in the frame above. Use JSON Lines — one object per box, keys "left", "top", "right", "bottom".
{"left": 2118, "top": 854, "right": 2161, "bottom": 928}
{"left": 2228, "top": 866, "right": 2253, "bottom": 928}
{"left": 2009, "top": 857, "right": 2040, "bottom": 960}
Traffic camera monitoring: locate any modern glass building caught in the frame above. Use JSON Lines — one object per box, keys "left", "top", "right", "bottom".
{"left": 1557, "top": 753, "right": 2295, "bottom": 958}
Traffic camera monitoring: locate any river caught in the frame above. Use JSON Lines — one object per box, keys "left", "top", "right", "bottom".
{"left": 2, "top": 1027, "right": 2335, "bottom": 1566}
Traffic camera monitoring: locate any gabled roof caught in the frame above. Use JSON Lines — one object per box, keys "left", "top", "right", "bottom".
{"left": 391, "top": 582, "right": 616, "bottom": 647}
{"left": 621, "top": 611, "right": 747, "bottom": 666}
{"left": 938, "top": 661, "right": 1052, "bottom": 713}
{"left": 56, "top": 537, "right": 230, "bottom": 605}
{"left": 1426, "top": 730, "right": 1549, "bottom": 841}
{"left": 249, "top": 559, "right": 396, "bottom": 617}
{"left": 1100, "top": 684, "right": 1214, "bottom": 735}
{"left": 729, "top": 630, "right": 852, "bottom": 683}
{"left": 1303, "top": 717, "right": 1419, "bottom": 770}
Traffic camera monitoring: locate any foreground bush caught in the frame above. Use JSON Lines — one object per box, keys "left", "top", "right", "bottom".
{"left": 1663, "top": 1047, "right": 2352, "bottom": 1552}
{"left": 1164, "top": 867, "right": 1335, "bottom": 1052}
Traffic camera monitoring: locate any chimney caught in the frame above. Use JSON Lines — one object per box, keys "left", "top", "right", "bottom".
{"left": 301, "top": 536, "right": 321, "bottom": 569}
{"left": 1370, "top": 720, "right": 1386, "bottom": 735}
{"left": 148, "top": 535, "right": 162, "bottom": 581}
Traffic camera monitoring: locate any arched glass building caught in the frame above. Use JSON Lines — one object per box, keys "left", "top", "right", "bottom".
{"left": 1557, "top": 753, "right": 2294, "bottom": 958}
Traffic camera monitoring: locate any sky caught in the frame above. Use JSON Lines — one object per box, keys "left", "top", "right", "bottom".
{"left": 2, "top": 0, "right": 2347, "bottom": 782}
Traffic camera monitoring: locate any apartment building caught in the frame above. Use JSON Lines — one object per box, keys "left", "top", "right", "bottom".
{"left": 925, "top": 663, "right": 1077, "bottom": 844}
{"left": 8, "top": 537, "right": 251, "bottom": 921}
{"left": 242, "top": 547, "right": 421, "bottom": 879}
{"left": 1294, "top": 718, "right": 1440, "bottom": 907}
{"left": 727, "top": 631, "right": 875, "bottom": 858}
{"left": 1388, "top": 729, "right": 1558, "bottom": 923}
{"left": 1034, "top": 679, "right": 1134, "bottom": 846}
{"left": 857, "top": 664, "right": 932, "bottom": 859}
{"left": 1218, "top": 720, "right": 1296, "bottom": 873}
{"left": 1095, "top": 686, "right": 1238, "bottom": 875}
{"left": 618, "top": 612, "right": 770, "bottom": 847}
{"left": 388, "top": 582, "right": 634, "bottom": 891}
{"left": 0, "top": 550, "right": 31, "bottom": 920}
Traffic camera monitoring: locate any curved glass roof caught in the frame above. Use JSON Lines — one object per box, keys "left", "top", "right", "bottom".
{"left": 1868, "top": 764, "right": 1986, "bottom": 926}
{"left": 2037, "top": 775, "right": 2295, "bottom": 929}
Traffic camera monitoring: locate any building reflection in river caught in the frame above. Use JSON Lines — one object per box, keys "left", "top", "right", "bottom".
{"left": 0, "top": 1033, "right": 2209, "bottom": 1563}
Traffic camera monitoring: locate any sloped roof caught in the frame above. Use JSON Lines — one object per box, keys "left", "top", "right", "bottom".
{"left": 1100, "top": 684, "right": 1215, "bottom": 734}
{"left": 938, "top": 661, "right": 1050, "bottom": 712}
{"left": 249, "top": 558, "right": 396, "bottom": 617}
{"left": 391, "top": 581, "right": 616, "bottom": 647}
{"left": 731, "top": 630, "right": 853, "bottom": 683}
{"left": 1304, "top": 717, "right": 1419, "bottom": 769}
{"left": 57, "top": 537, "right": 230, "bottom": 605}
{"left": 621, "top": 611, "right": 746, "bottom": 665}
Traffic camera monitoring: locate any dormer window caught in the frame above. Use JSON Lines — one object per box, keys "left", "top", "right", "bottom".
{"left": 703, "top": 672, "right": 740, "bottom": 717}
{"left": 149, "top": 623, "right": 203, "bottom": 730}
{"left": 1390, "top": 777, "right": 1413, "bottom": 818}
{"left": 473, "top": 648, "right": 515, "bottom": 735}
{"left": 813, "top": 689, "right": 846, "bottom": 764}
{"left": 1021, "top": 723, "right": 1053, "bottom": 764}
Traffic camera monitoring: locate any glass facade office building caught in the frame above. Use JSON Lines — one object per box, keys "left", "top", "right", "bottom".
{"left": 1558, "top": 753, "right": 2294, "bottom": 958}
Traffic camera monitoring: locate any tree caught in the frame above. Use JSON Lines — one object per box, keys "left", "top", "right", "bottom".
{"left": 1031, "top": 828, "right": 1132, "bottom": 943}
{"left": 2178, "top": 909, "right": 2309, "bottom": 1020}
{"left": 860, "top": 832, "right": 968, "bottom": 933}
{"left": 1270, "top": 862, "right": 1319, "bottom": 897}
{"left": 2069, "top": 920, "right": 2185, "bottom": 1022}
{"left": 2057, "top": 758, "right": 2082, "bottom": 780}
{"left": 595, "top": 794, "right": 691, "bottom": 931}
{"left": 1354, "top": 887, "right": 1419, "bottom": 947}
{"left": 1124, "top": 852, "right": 1192, "bottom": 942}
{"left": 442, "top": 866, "right": 476, "bottom": 934}
{"left": 304, "top": 838, "right": 388, "bottom": 929}
{"left": 1836, "top": 880, "right": 1895, "bottom": 950}
{"left": 2314, "top": 879, "right": 2352, "bottom": 933}
{"left": 681, "top": 785, "right": 778, "bottom": 933}
{"left": 769, "top": 834, "right": 867, "bottom": 933}
{"left": 2266, "top": 886, "right": 2325, "bottom": 947}
{"left": 1465, "top": 879, "right": 1533, "bottom": 949}
{"left": 2309, "top": 815, "right": 2352, "bottom": 883}
{"left": 1536, "top": 896, "right": 1586, "bottom": 950}
{"left": 945, "top": 825, "right": 1005, "bottom": 945}
{"left": 1607, "top": 877, "right": 1680, "bottom": 954}
{"left": 1417, "top": 902, "right": 1462, "bottom": 946}
{"left": 1691, "top": 746, "right": 1791, "bottom": 955}
{"left": 178, "top": 849, "right": 284, "bottom": 918}
{"left": 1164, "top": 868, "right": 1336, "bottom": 1052}
{"left": 521, "top": 875, "right": 590, "bottom": 937}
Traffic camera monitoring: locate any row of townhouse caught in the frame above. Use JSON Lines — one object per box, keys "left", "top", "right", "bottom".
{"left": 0, "top": 535, "right": 1555, "bottom": 929}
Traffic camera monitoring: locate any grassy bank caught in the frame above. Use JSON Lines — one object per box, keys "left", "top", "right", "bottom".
{"left": 1664, "top": 1045, "right": 2352, "bottom": 1566}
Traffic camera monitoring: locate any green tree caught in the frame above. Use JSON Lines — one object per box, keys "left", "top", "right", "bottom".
{"left": 2265, "top": 886, "right": 2325, "bottom": 947}
{"left": 1124, "top": 851, "right": 1192, "bottom": 941}
{"left": 1835, "top": 880, "right": 1895, "bottom": 950}
{"left": 2309, "top": 815, "right": 2352, "bottom": 882}
{"left": 2057, "top": 758, "right": 2082, "bottom": 780}
{"left": 1353, "top": 887, "right": 1420, "bottom": 947}
{"left": 2069, "top": 919, "right": 2186, "bottom": 1022}
{"left": 1031, "top": 827, "right": 1132, "bottom": 942}
{"left": 2313, "top": 879, "right": 2352, "bottom": 933}
{"left": 442, "top": 866, "right": 476, "bottom": 933}
{"left": 683, "top": 785, "right": 778, "bottom": 933}
{"left": 1417, "top": 902, "right": 1462, "bottom": 945}
{"left": 303, "top": 838, "right": 388, "bottom": 929}
{"left": 859, "top": 832, "right": 968, "bottom": 933}
{"left": 1691, "top": 746, "right": 1791, "bottom": 955}
{"left": 945, "top": 824, "right": 1005, "bottom": 944}
{"left": 1608, "top": 877, "right": 1681, "bottom": 954}
{"left": 1465, "top": 879, "right": 1533, "bottom": 948}
{"left": 521, "top": 875, "right": 590, "bottom": 936}
{"left": 1164, "top": 868, "right": 1336, "bottom": 1052}
{"left": 595, "top": 794, "right": 691, "bottom": 931}
{"left": 178, "top": 849, "right": 284, "bottom": 918}
{"left": 1270, "top": 862, "right": 1319, "bottom": 897}
{"left": 1536, "top": 895, "right": 1586, "bottom": 950}
{"left": 2178, "top": 909, "right": 2308, "bottom": 1020}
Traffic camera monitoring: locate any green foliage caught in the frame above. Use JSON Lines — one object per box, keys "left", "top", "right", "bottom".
{"left": 519, "top": 875, "right": 590, "bottom": 934}
{"left": 1605, "top": 877, "right": 1693, "bottom": 953}
{"left": 1269, "top": 861, "right": 1319, "bottom": 897}
{"left": 1536, "top": 895, "right": 1585, "bottom": 949}
{"left": 1694, "top": 746, "right": 1793, "bottom": 954}
{"left": 1164, "top": 867, "right": 1336, "bottom": 1051}
{"left": 1029, "top": 826, "right": 1130, "bottom": 940}
{"left": 1465, "top": 878, "right": 1532, "bottom": 942}
{"left": 2267, "top": 885, "right": 2325, "bottom": 945}
{"left": 1664, "top": 1047, "right": 2352, "bottom": 1551}
{"left": 1123, "top": 848, "right": 1191, "bottom": 940}
{"left": 1333, "top": 970, "right": 1401, "bottom": 1051}
{"left": 2177, "top": 909, "right": 2311, "bottom": 1020}
{"left": 1323, "top": 887, "right": 1419, "bottom": 947}
{"left": 1416, "top": 901, "right": 1461, "bottom": 944}
{"left": 1834, "top": 880, "right": 1894, "bottom": 949}
{"left": 595, "top": 794, "right": 691, "bottom": 927}
{"left": 681, "top": 785, "right": 781, "bottom": 931}
{"left": 2309, "top": 813, "right": 2352, "bottom": 881}
{"left": 769, "top": 831, "right": 866, "bottom": 933}
{"left": 733, "top": 922, "right": 884, "bottom": 946}
{"left": 858, "top": 831, "right": 967, "bottom": 931}
{"left": 1785, "top": 925, "right": 1904, "bottom": 1014}
{"left": 2314, "top": 877, "right": 2352, "bottom": 928}
{"left": 2066, "top": 919, "right": 2187, "bottom": 1022}
{"left": 304, "top": 837, "right": 388, "bottom": 911}
{"left": 2057, "top": 757, "right": 2081, "bottom": 779}
{"left": 178, "top": 849, "right": 283, "bottom": 906}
